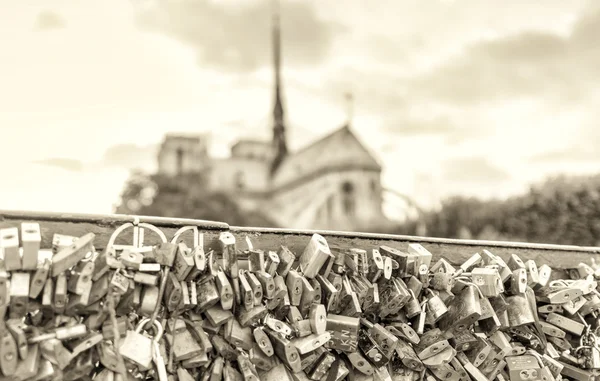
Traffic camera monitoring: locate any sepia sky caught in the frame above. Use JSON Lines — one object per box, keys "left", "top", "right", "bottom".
{"left": 1, "top": 0, "right": 600, "bottom": 216}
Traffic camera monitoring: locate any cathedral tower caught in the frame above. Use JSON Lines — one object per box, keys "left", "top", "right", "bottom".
{"left": 270, "top": 0, "right": 288, "bottom": 175}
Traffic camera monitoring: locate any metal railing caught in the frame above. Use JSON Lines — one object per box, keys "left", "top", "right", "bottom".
{"left": 1, "top": 209, "right": 599, "bottom": 273}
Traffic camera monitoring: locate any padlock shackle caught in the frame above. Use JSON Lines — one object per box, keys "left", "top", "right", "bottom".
{"left": 171, "top": 225, "right": 200, "bottom": 247}
{"left": 135, "top": 317, "right": 164, "bottom": 342}
{"left": 106, "top": 221, "right": 167, "bottom": 252}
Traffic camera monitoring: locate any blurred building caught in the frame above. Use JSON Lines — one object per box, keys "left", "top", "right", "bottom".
{"left": 157, "top": 5, "right": 390, "bottom": 231}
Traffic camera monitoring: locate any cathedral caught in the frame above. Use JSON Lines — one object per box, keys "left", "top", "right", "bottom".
{"left": 157, "top": 4, "right": 390, "bottom": 231}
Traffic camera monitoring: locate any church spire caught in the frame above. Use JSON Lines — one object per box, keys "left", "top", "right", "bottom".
{"left": 270, "top": 0, "right": 288, "bottom": 175}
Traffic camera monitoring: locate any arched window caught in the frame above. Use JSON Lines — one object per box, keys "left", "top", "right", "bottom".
{"left": 235, "top": 171, "right": 245, "bottom": 190}
{"left": 176, "top": 148, "right": 184, "bottom": 175}
{"left": 341, "top": 181, "right": 355, "bottom": 217}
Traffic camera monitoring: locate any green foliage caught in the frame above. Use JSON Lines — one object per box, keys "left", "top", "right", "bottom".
{"left": 114, "top": 170, "right": 278, "bottom": 228}
{"left": 394, "top": 174, "right": 600, "bottom": 246}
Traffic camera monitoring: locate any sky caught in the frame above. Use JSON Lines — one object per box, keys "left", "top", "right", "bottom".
{"left": 1, "top": 0, "right": 600, "bottom": 217}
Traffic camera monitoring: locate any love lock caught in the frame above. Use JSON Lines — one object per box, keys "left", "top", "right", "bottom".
{"left": 119, "top": 317, "right": 164, "bottom": 370}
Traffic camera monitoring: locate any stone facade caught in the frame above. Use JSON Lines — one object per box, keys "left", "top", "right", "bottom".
{"left": 156, "top": 126, "right": 389, "bottom": 231}
{"left": 155, "top": 4, "right": 391, "bottom": 231}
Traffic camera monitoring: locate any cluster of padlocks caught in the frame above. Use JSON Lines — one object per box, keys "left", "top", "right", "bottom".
{"left": 1, "top": 222, "right": 600, "bottom": 381}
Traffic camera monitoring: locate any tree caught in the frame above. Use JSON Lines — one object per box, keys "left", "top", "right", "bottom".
{"left": 392, "top": 173, "right": 600, "bottom": 246}
{"left": 114, "top": 170, "right": 278, "bottom": 227}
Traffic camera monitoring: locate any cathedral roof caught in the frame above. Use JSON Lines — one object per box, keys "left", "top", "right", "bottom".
{"left": 272, "top": 124, "right": 382, "bottom": 181}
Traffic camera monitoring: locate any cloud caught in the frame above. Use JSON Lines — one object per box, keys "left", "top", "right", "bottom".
{"left": 35, "top": 10, "right": 66, "bottom": 31}
{"left": 102, "top": 143, "right": 159, "bottom": 171}
{"left": 135, "top": 0, "right": 343, "bottom": 73}
{"left": 530, "top": 148, "right": 600, "bottom": 164}
{"left": 442, "top": 157, "right": 511, "bottom": 183}
{"left": 34, "top": 158, "right": 82, "bottom": 172}
{"left": 409, "top": 7, "right": 600, "bottom": 105}
{"left": 380, "top": 115, "right": 486, "bottom": 145}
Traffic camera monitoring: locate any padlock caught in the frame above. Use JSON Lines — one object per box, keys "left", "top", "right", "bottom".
{"left": 237, "top": 352, "right": 260, "bottom": 381}
{"left": 250, "top": 342, "right": 277, "bottom": 371}
{"left": 265, "top": 275, "right": 287, "bottom": 310}
{"left": 215, "top": 270, "right": 234, "bottom": 311}
{"left": 407, "top": 243, "right": 432, "bottom": 267}
{"left": 286, "top": 270, "right": 304, "bottom": 307}
{"left": 248, "top": 250, "right": 266, "bottom": 273}
{"left": 254, "top": 271, "right": 276, "bottom": 300}
{"left": 244, "top": 271, "right": 262, "bottom": 306}
{"left": 29, "top": 259, "right": 51, "bottom": 299}
{"left": 546, "top": 312, "right": 585, "bottom": 336}
{"left": 292, "top": 332, "right": 332, "bottom": 354}
{"left": 299, "top": 234, "right": 332, "bottom": 279}
{"left": 449, "top": 330, "right": 478, "bottom": 352}
{"left": 505, "top": 355, "right": 544, "bottom": 381}
{"left": 367, "top": 249, "right": 385, "bottom": 283}
{"left": 97, "top": 341, "right": 128, "bottom": 374}
{"left": 68, "top": 261, "right": 95, "bottom": 295}
{"left": 52, "top": 232, "right": 77, "bottom": 253}
{"left": 460, "top": 253, "right": 482, "bottom": 273}
{"left": 51, "top": 232, "right": 95, "bottom": 277}
{"left": 9, "top": 272, "right": 30, "bottom": 317}
{"left": 186, "top": 249, "right": 206, "bottom": 284}
{"left": 562, "top": 295, "right": 587, "bottom": 315}
{"left": 237, "top": 305, "right": 268, "bottom": 328}
{"left": 330, "top": 359, "right": 350, "bottom": 381}
{"left": 168, "top": 326, "right": 204, "bottom": 362}
{"left": 299, "top": 276, "right": 317, "bottom": 316}
{"left": 325, "top": 314, "right": 360, "bottom": 352}
{"left": 224, "top": 318, "right": 253, "bottom": 351}
{"left": 540, "top": 353, "right": 564, "bottom": 377}
{"left": 238, "top": 270, "right": 255, "bottom": 310}
{"left": 346, "top": 351, "right": 374, "bottom": 375}
{"left": 426, "top": 289, "right": 449, "bottom": 323}
{"left": 20, "top": 222, "right": 41, "bottom": 270}
{"left": 62, "top": 349, "right": 94, "bottom": 381}
{"left": 0, "top": 228, "right": 21, "bottom": 271}
{"left": 0, "top": 329, "right": 18, "bottom": 376}
{"left": 308, "top": 304, "right": 327, "bottom": 335}
{"left": 478, "top": 296, "right": 501, "bottom": 334}
{"left": 264, "top": 250, "right": 280, "bottom": 276}
{"left": 358, "top": 332, "right": 389, "bottom": 368}
{"left": 6, "top": 320, "right": 28, "bottom": 360}
{"left": 274, "top": 246, "right": 294, "bottom": 278}
{"left": 536, "top": 285, "right": 582, "bottom": 304}
{"left": 119, "top": 249, "right": 144, "bottom": 270}
{"left": 439, "top": 285, "right": 481, "bottom": 334}
{"left": 307, "top": 351, "right": 336, "bottom": 380}
{"left": 367, "top": 323, "right": 398, "bottom": 359}
{"left": 133, "top": 271, "right": 158, "bottom": 286}
{"left": 252, "top": 327, "right": 274, "bottom": 357}
{"left": 197, "top": 278, "right": 220, "bottom": 311}
{"left": 294, "top": 319, "right": 313, "bottom": 337}
{"left": 39, "top": 337, "right": 72, "bottom": 370}
{"left": 509, "top": 268, "right": 528, "bottom": 295}
{"left": 394, "top": 338, "right": 424, "bottom": 371}
{"left": 379, "top": 245, "right": 415, "bottom": 276}
{"left": 119, "top": 318, "right": 162, "bottom": 370}
{"left": 151, "top": 242, "right": 177, "bottom": 267}
{"left": 471, "top": 267, "right": 503, "bottom": 297}
{"left": 266, "top": 329, "right": 302, "bottom": 373}
{"left": 0, "top": 267, "right": 9, "bottom": 308}
{"left": 205, "top": 305, "right": 234, "bottom": 327}
{"left": 167, "top": 243, "right": 192, "bottom": 282}
{"left": 15, "top": 342, "right": 41, "bottom": 380}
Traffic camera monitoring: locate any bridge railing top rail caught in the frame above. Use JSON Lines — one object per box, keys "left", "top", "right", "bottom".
{"left": 0, "top": 209, "right": 598, "bottom": 271}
